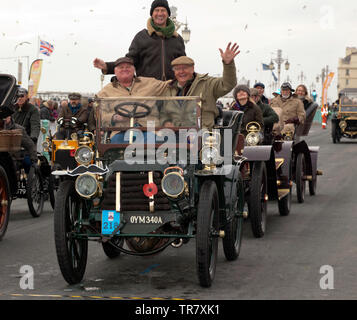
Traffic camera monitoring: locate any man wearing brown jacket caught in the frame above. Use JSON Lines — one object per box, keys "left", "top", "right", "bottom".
{"left": 270, "top": 82, "right": 305, "bottom": 135}
{"left": 56, "top": 92, "right": 91, "bottom": 139}
{"left": 163, "top": 42, "right": 240, "bottom": 129}
{"left": 94, "top": 57, "right": 170, "bottom": 129}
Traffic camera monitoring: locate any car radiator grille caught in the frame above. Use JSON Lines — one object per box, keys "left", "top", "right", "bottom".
{"left": 101, "top": 172, "right": 170, "bottom": 211}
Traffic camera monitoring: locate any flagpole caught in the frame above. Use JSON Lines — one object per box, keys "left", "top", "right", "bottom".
{"left": 37, "top": 35, "right": 40, "bottom": 59}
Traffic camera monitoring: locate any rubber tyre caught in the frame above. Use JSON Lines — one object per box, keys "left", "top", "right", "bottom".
{"left": 278, "top": 189, "right": 291, "bottom": 216}
{"left": 102, "top": 238, "right": 123, "bottom": 259}
{"left": 196, "top": 180, "right": 219, "bottom": 288}
{"left": 54, "top": 180, "right": 88, "bottom": 285}
{"left": 331, "top": 122, "right": 341, "bottom": 143}
{"left": 27, "top": 166, "right": 44, "bottom": 218}
{"left": 309, "top": 176, "right": 317, "bottom": 196}
{"left": 0, "top": 166, "right": 11, "bottom": 241}
{"left": 223, "top": 173, "right": 244, "bottom": 261}
{"left": 295, "top": 153, "right": 306, "bottom": 203}
{"left": 48, "top": 175, "right": 56, "bottom": 210}
{"left": 248, "top": 162, "right": 268, "bottom": 238}
{"left": 331, "top": 122, "right": 337, "bottom": 144}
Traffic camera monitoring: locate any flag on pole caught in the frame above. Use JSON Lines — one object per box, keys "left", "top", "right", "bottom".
{"left": 262, "top": 63, "right": 270, "bottom": 71}
{"left": 39, "top": 40, "right": 54, "bottom": 56}
{"left": 321, "top": 72, "right": 335, "bottom": 129}
{"left": 272, "top": 71, "right": 278, "bottom": 82}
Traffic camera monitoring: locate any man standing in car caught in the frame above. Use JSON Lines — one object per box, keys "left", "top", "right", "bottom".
{"left": 93, "top": 0, "right": 186, "bottom": 81}
{"left": 12, "top": 88, "right": 41, "bottom": 145}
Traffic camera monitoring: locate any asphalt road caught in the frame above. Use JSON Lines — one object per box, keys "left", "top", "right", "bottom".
{"left": 0, "top": 124, "right": 356, "bottom": 301}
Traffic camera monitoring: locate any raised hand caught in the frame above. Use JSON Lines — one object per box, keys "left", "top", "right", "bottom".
{"left": 93, "top": 58, "right": 106, "bottom": 70}
{"left": 219, "top": 42, "right": 240, "bottom": 64}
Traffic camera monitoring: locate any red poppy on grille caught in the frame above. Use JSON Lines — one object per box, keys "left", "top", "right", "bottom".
{"left": 143, "top": 183, "right": 158, "bottom": 197}
{"left": 70, "top": 149, "right": 76, "bottom": 157}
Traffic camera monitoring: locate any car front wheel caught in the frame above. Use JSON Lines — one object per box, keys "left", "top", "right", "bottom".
{"left": 196, "top": 180, "right": 219, "bottom": 288}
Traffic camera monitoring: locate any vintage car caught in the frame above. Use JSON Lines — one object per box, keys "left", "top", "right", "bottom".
{"left": 54, "top": 96, "right": 246, "bottom": 287}
{"left": 240, "top": 101, "right": 322, "bottom": 237}
{"left": 241, "top": 122, "right": 293, "bottom": 238}
{"left": 42, "top": 115, "right": 95, "bottom": 192}
{"left": 0, "top": 74, "right": 55, "bottom": 240}
{"left": 290, "top": 101, "right": 321, "bottom": 203}
{"left": 331, "top": 89, "right": 357, "bottom": 143}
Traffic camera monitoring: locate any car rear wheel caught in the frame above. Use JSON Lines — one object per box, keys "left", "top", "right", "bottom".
{"left": 102, "top": 238, "right": 123, "bottom": 259}
{"left": 295, "top": 153, "right": 306, "bottom": 203}
{"left": 278, "top": 190, "right": 291, "bottom": 216}
{"left": 54, "top": 180, "right": 88, "bottom": 285}
{"left": 196, "top": 180, "right": 219, "bottom": 288}
{"left": 309, "top": 176, "right": 317, "bottom": 196}
{"left": 223, "top": 173, "right": 244, "bottom": 260}
{"left": 248, "top": 162, "right": 268, "bottom": 238}
{"left": 27, "top": 165, "right": 44, "bottom": 218}
{"left": 0, "top": 166, "right": 11, "bottom": 241}
{"left": 331, "top": 122, "right": 341, "bottom": 143}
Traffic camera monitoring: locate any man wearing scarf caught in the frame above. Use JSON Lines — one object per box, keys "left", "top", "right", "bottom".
{"left": 56, "top": 92, "right": 91, "bottom": 139}
{"left": 93, "top": 0, "right": 186, "bottom": 81}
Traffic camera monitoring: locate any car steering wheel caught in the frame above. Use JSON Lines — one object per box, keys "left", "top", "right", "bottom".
{"left": 114, "top": 102, "right": 151, "bottom": 119}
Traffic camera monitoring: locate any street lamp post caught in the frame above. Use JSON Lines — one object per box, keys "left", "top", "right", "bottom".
{"left": 170, "top": 6, "right": 191, "bottom": 44}
{"left": 269, "top": 49, "right": 290, "bottom": 87}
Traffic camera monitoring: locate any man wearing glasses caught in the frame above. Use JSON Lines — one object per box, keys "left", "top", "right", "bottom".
{"left": 13, "top": 88, "right": 41, "bottom": 145}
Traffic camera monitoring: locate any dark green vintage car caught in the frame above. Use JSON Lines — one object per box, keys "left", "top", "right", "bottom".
{"left": 54, "top": 96, "right": 246, "bottom": 287}
{"left": 0, "top": 74, "right": 55, "bottom": 241}
{"left": 331, "top": 89, "right": 357, "bottom": 143}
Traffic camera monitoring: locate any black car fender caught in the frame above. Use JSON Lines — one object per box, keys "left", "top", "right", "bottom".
{"left": 292, "top": 140, "right": 313, "bottom": 176}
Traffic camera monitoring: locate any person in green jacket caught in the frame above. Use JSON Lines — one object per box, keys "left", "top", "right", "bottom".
{"left": 163, "top": 42, "right": 240, "bottom": 129}
{"left": 13, "top": 88, "right": 40, "bottom": 145}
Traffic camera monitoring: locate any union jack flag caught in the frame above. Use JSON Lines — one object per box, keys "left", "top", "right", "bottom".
{"left": 39, "top": 40, "right": 54, "bottom": 56}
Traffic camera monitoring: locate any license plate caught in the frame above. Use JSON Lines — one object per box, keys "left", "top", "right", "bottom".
{"left": 101, "top": 210, "right": 120, "bottom": 235}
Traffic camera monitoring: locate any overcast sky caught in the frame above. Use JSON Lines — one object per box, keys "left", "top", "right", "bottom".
{"left": 1, "top": 0, "right": 357, "bottom": 100}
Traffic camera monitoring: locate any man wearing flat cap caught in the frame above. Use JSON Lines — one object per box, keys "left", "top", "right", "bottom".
{"left": 93, "top": 0, "right": 186, "bottom": 81}
{"left": 13, "top": 87, "right": 41, "bottom": 145}
{"left": 271, "top": 82, "right": 305, "bottom": 135}
{"left": 163, "top": 42, "right": 240, "bottom": 129}
{"left": 253, "top": 82, "right": 269, "bottom": 105}
{"left": 93, "top": 56, "right": 170, "bottom": 128}
{"left": 56, "top": 92, "right": 91, "bottom": 139}
{"left": 0, "top": 105, "right": 37, "bottom": 163}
